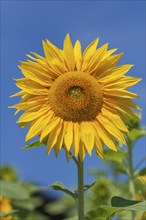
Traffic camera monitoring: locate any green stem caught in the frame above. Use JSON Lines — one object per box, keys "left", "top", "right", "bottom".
{"left": 77, "top": 157, "right": 85, "bottom": 220}
{"left": 127, "top": 141, "right": 136, "bottom": 220}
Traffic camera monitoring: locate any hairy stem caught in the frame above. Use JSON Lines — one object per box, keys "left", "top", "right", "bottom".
{"left": 77, "top": 157, "right": 85, "bottom": 220}
{"left": 127, "top": 141, "right": 136, "bottom": 219}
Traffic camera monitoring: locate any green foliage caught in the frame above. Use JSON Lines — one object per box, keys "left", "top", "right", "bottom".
{"left": 50, "top": 181, "right": 96, "bottom": 202}
{"left": 12, "top": 199, "right": 36, "bottom": 211}
{"left": 0, "top": 180, "right": 30, "bottom": 200}
{"left": 85, "top": 197, "right": 145, "bottom": 220}
{"left": 1, "top": 113, "right": 145, "bottom": 220}
{"left": 0, "top": 166, "right": 18, "bottom": 181}
{"left": 0, "top": 210, "right": 19, "bottom": 217}
{"left": 45, "top": 196, "right": 75, "bottom": 216}
{"left": 0, "top": 166, "right": 53, "bottom": 220}
{"left": 83, "top": 181, "right": 96, "bottom": 192}
{"left": 90, "top": 178, "right": 112, "bottom": 205}
{"left": 85, "top": 207, "right": 107, "bottom": 220}
{"left": 50, "top": 182, "right": 75, "bottom": 199}
{"left": 125, "top": 114, "right": 146, "bottom": 145}
{"left": 111, "top": 196, "right": 145, "bottom": 211}
{"left": 104, "top": 150, "right": 127, "bottom": 163}
{"left": 139, "top": 167, "right": 146, "bottom": 176}
{"left": 127, "top": 127, "right": 146, "bottom": 143}
{"left": 98, "top": 197, "right": 146, "bottom": 219}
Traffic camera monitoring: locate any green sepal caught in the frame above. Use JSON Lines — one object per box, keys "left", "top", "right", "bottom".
{"left": 50, "top": 182, "right": 75, "bottom": 199}
{"left": 127, "top": 127, "right": 146, "bottom": 143}
{"left": 22, "top": 140, "right": 45, "bottom": 150}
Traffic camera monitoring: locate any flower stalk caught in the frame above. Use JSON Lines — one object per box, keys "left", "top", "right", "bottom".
{"left": 127, "top": 141, "right": 136, "bottom": 220}
{"left": 77, "top": 157, "right": 85, "bottom": 220}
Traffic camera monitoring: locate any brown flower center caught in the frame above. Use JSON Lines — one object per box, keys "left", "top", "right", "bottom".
{"left": 49, "top": 71, "right": 103, "bottom": 121}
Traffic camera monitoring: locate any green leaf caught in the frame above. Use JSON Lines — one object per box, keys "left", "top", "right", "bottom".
{"left": 74, "top": 181, "right": 96, "bottom": 198}
{"left": 0, "top": 210, "right": 19, "bottom": 217}
{"left": 85, "top": 207, "right": 108, "bottom": 220}
{"left": 111, "top": 196, "right": 146, "bottom": 211}
{"left": 12, "top": 199, "right": 35, "bottom": 211}
{"left": 84, "top": 181, "right": 96, "bottom": 192}
{"left": 104, "top": 150, "right": 127, "bottom": 163}
{"left": 139, "top": 167, "right": 146, "bottom": 176}
{"left": 22, "top": 140, "right": 45, "bottom": 150}
{"left": 21, "top": 182, "right": 47, "bottom": 194}
{"left": 50, "top": 182, "right": 75, "bottom": 199}
{"left": 25, "top": 212, "right": 49, "bottom": 220}
{"left": 99, "top": 197, "right": 146, "bottom": 219}
{"left": 128, "top": 127, "right": 146, "bottom": 143}
{"left": 100, "top": 205, "right": 124, "bottom": 219}
{"left": 0, "top": 180, "right": 30, "bottom": 200}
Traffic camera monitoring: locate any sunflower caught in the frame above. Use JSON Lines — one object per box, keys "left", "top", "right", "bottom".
{"left": 11, "top": 34, "right": 141, "bottom": 161}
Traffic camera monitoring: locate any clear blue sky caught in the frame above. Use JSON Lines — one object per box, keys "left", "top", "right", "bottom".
{"left": 1, "top": 1, "right": 145, "bottom": 189}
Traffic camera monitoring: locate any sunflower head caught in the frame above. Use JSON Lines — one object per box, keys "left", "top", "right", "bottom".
{"left": 11, "top": 34, "right": 141, "bottom": 161}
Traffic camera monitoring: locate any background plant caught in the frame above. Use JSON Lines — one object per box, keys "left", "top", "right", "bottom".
{"left": 1, "top": 114, "right": 145, "bottom": 220}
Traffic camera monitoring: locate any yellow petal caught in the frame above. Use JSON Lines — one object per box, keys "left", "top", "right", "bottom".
{"left": 91, "top": 122, "right": 105, "bottom": 159}
{"left": 19, "top": 65, "right": 50, "bottom": 86}
{"left": 25, "top": 112, "right": 53, "bottom": 142}
{"left": 95, "top": 53, "right": 123, "bottom": 77}
{"left": 103, "top": 76, "right": 141, "bottom": 89}
{"left": 104, "top": 97, "right": 141, "bottom": 110}
{"left": 17, "top": 106, "right": 49, "bottom": 123}
{"left": 102, "top": 88, "right": 140, "bottom": 99}
{"left": 83, "top": 38, "right": 99, "bottom": 61}
{"left": 40, "top": 117, "right": 61, "bottom": 142}
{"left": 100, "top": 48, "right": 118, "bottom": 62}
{"left": 72, "top": 122, "right": 80, "bottom": 156}
{"left": 74, "top": 40, "right": 82, "bottom": 70}
{"left": 99, "top": 64, "right": 134, "bottom": 80}
{"left": 63, "top": 34, "right": 75, "bottom": 71}
{"left": 16, "top": 79, "right": 50, "bottom": 95}
{"left": 87, "top": 43, "right": 108, "bottom": 73}
{"left": 79, "top": 140, "right": 86, "bottom": 161}
{"left": 64, "top": 121, "right": 73, "bottom": 151}
{"left": 81, "top": 122, "right": 94, "bottom": 156}
{"left": 54, "top": 121, "right": 67, "bottom": 157}
{"left": 47, "top": 121, "right": 62, "bottom": 155}
{"left": 10, "top": 91, "right": 24, "bottom": 97}
{"left": 95, "top": 121, "right": 117, "bottom": 151}
{"left": 42, "top": 41, "right": 65, "bottom": 75}
{"left": 101, "top": 108, "right": 128, "bottom": 132}
{"left": 81, "top": 38, "right": 99, "bottom": 71}
{"left": 54, "top": 127, "right": 64, "bottom": 157}
{"left": 104, "top": 101, "right": 139, "bottom": 120}
{"left": 97, "top": 114, "right": 127, "bottom": 145}
{"left": 46, "top": 39, "right": 63, "bottom": 62}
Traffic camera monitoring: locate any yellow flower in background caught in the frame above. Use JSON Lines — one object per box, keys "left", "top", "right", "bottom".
{"left": 0, "top": 197, "right": 13, "bottom": 220}
{"left": 11, "top": 34, "right": 141, "bottom": 161}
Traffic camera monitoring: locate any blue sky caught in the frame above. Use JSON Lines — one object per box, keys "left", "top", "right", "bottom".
{"left": 1, "top": 1, "right": 145, "bottom": 189}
